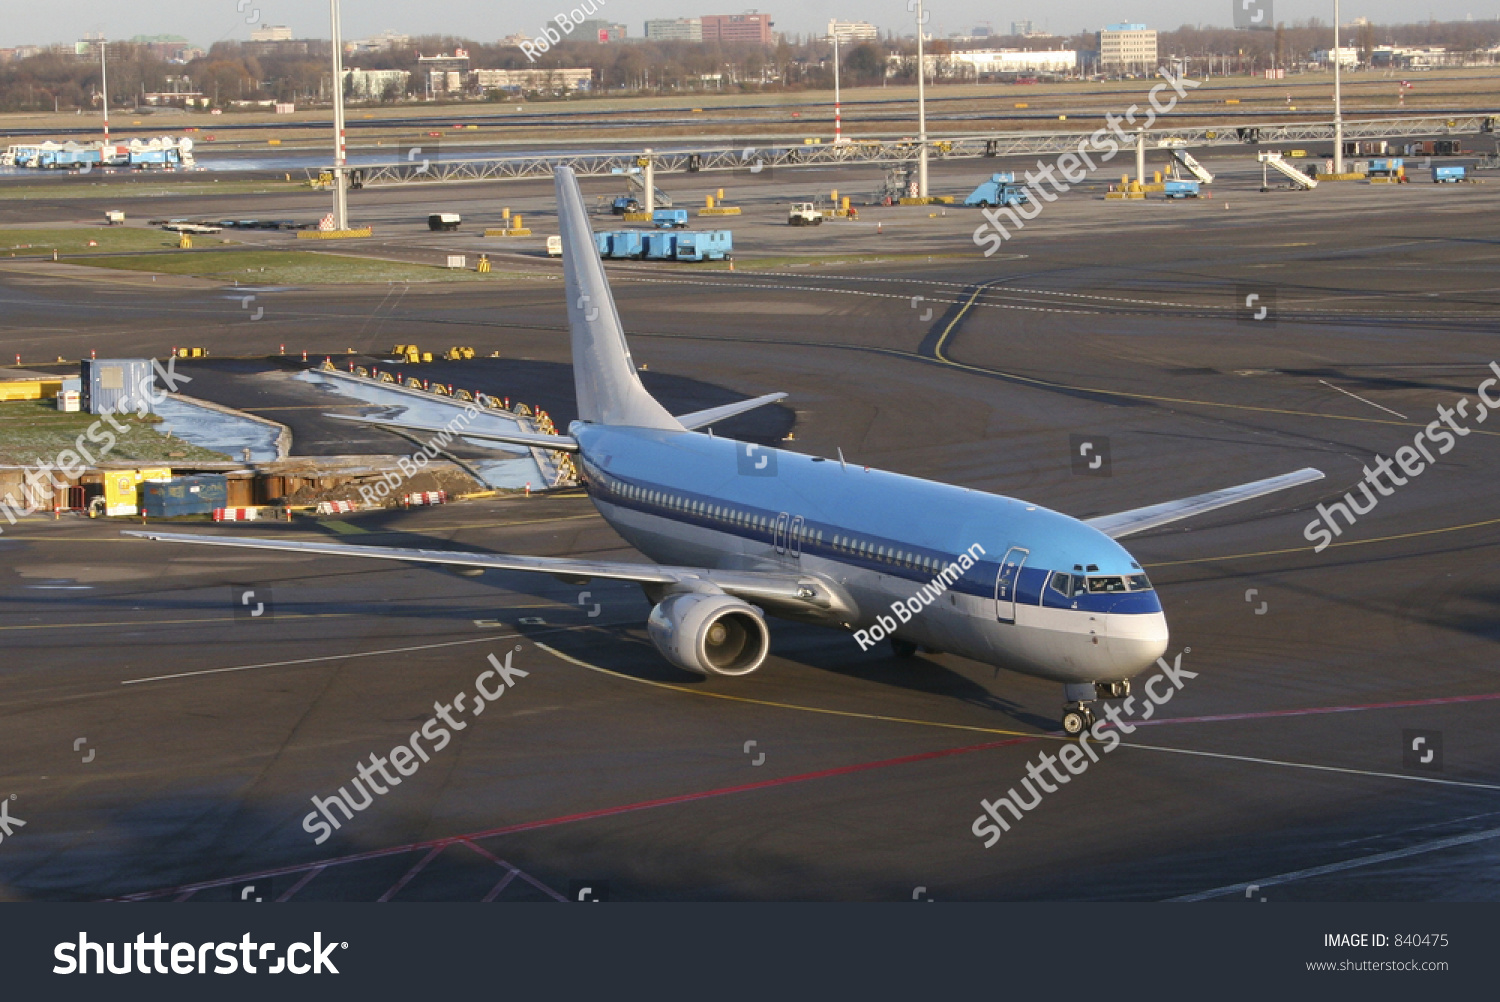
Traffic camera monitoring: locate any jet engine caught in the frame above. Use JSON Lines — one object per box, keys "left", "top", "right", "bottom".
{"left": 647, "top": 592, "right": 770, "bottom": 677}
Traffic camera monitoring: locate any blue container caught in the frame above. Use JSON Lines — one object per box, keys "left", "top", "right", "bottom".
{"left": 1163, "top": 179, "right": 1201, "bottom": 198}
{"left": 643, "top": 231, "right": 678, "bottom": 259}
{"left": 141, "top": 475, "right": 228, "bottom": 517}
{"left": 652, "top": 209, "right": 689, "bottom": 229}
{"left": 674, "top": 230, "right": 733, "bottom": 261}
{"left": 606, "top": 231, "right": 645, "bottom": 259}
{"left": 81, "top": 358, "right": 157, "bottom": 416}
{"left": 1433, "top": 165, "right": 1466, "bottom": 183}
{"left": 593, "top": 232, "right": 611, "bottom": 256}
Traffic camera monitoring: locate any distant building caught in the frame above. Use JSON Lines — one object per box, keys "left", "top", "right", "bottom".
{"left": 250, "top": 25, "right": 294, "bottom": 42}
{"left": 342, "top": 68, "right": 410, "bottom": 100}
{"left": 575, "top": 20, "right": 628, "bottom": 41}
{"left": 1313, "top": 46, "right": 1360, "bottom": 67}
{"left": 828, "top": 19, "right": 879, "bottom": 42}
{"left": 349, "top": 30, "right": 411, "bottom": 54}
{"left": 645, "top": 18, "right": 704, "bottom": 41}
{"left": 1010, "top": 20, "right": 1035, "bottom": 36}
{"left": 1098, "top": 24, "right": 1156, "bottom": 72}
{"left": 475, "top": 67, "right": 593, "bottom": 92}
{"left": 418, "top": 51, "right": 471, "bottom": 94}
{"left": 910, "top": 48, "right": 1076, "bottom": 77}
{"left": 701, "top": 12, "right": 775, "bottom": 45}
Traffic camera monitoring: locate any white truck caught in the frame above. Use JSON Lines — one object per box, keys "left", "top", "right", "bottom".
{"left": 788, "top": 202, "right": 823, "bottom": 226}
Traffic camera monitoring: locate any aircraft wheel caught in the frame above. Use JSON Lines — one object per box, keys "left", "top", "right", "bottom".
{"left": 1061, "top": 709, "right": 1091, "bottom": 736}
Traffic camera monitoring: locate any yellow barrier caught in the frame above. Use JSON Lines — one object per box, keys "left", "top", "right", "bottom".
{"left": 296, "top": 228, "right": 374, "bottom": 239}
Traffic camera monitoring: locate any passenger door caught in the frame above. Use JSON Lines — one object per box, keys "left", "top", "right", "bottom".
{"left": 993, "top": 546, "right": 1030, "bottom": 624}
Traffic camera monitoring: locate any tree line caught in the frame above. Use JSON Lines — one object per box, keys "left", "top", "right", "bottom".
{"left": 0, "top": 19, "right": 1496, "bottom": 113}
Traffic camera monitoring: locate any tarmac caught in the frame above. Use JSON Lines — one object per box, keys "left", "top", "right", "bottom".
{"left": 1, "top": 153, "right": 1499, "bottom": 900}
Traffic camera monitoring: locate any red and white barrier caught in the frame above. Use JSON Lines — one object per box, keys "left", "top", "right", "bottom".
{"left": 316, "top": 500, "right": 360, "bottom": 515}
{"left": 402, "top": 491, "right": 448, "bottom": 507}
{"left": 213, "top": 507, "right": 260, "bottom": 521}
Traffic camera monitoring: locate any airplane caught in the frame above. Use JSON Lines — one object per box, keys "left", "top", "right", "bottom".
{"left": 127, "top": 166, "right": 1324, "bottom": 735}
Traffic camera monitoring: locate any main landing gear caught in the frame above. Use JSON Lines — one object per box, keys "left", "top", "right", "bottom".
{"left": 1060, "top": 680, "right": 1131, "bottom": 736}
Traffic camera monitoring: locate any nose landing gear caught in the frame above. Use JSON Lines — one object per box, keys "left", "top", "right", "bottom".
{"left": 1060, "top": 680, "right": 1131, "bottom": 735}
{"left": 1061, "top": 704, "right": 1095, "bottom": 736}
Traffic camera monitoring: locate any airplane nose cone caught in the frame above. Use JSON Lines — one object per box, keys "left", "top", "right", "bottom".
{"left": 1107, "top": 611, "right": 1169, "bottom": 674}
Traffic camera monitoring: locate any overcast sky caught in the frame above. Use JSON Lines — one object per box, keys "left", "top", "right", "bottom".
{"left": 5, "top": 0, "right": 1495, "bottom": 49}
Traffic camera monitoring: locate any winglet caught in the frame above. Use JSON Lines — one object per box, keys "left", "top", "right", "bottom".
{"left": 555, "top": 166, "right": 682, "bottom": 431}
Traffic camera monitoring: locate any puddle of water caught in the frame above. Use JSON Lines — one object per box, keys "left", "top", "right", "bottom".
{"left": 295, "top": 371, "right": 545, "bottom": 489}
{"left": 155, "top": 396, "right": 280, "bottom": 462}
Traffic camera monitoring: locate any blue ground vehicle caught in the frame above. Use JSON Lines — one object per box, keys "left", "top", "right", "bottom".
{"left": 1163, "top": 179, "right": 1201, "bottom": 198}
{"left": 652, "top": 209, "right": 689, "bottom": 229}
{"left": 674, "top": 230, "right": 732, "bottom": 261}
{"left": 964, "top": 173, "right": 1031, "bottom": 208}
{"left": 610, "top": 196, "right": 640, "bottom": 215}
{"left": 1433, "top": 165, "right": 1467, "bottom": 183}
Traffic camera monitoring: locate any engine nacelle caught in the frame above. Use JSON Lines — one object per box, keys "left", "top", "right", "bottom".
{"left": 647, "top": 592, "right": 770, "bottom": 677}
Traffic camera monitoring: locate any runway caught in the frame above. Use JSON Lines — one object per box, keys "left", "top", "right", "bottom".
{"left": 1, "top": 157, "right": 1499, "bottom": 900}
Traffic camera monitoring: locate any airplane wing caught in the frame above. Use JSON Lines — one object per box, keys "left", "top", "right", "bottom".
{"left": 1083, "top": 467, "right": 1325, "bottom": 539}
{"left": 325, "top": 413, "right": 580, "bottom": 452}
{"left": 120, "top": 530, "right": 852, "bottom": 617}
{"left": 676, "top": 392, "right": 789, "bottom": 430}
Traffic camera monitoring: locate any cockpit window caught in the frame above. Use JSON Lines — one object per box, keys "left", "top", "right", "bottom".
{"left": 1049, "top": 571, "right": 1077, "bottom": 598}
{"left": 1127, "top": 574, "right": 1153, "bottom": 591}
{"left": 1086, "top": 575, "right": 1128, "bottom": 593}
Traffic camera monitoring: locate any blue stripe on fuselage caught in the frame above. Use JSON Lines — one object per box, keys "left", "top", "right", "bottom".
{"left": 572, "top": 423, "right": 1160, "bottom": 614}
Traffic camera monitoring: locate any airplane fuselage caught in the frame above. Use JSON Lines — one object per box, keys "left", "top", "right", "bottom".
{"left": 572, "top": 422, "right": 1169, "bottom": 685}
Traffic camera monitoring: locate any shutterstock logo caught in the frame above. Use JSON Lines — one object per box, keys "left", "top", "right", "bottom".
{"left": 54, "top": 932, "right": 345, "bottom": 974}
{"left": 1234, "top": 0, "right": 1274, "bottom": 30}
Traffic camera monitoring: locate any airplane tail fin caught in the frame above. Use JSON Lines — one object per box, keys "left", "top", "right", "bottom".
{"left": 554, "top": 166, "right": 683, "bottom": 430}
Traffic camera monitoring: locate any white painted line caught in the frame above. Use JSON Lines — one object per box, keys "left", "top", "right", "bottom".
{"left": 1170, "top": 825, "right": 1500, "bottom": 901}
{"left": 1121, "top": 739, "right": 1500, "bottom": 792}
{"left": 120, "top": 628, "right": 569, "bottom": 685}
{"left": 1318, "top": 378, "right": 1409, "bottom": 419}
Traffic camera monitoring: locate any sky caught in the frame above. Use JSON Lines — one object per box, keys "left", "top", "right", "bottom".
{"left": 4, "top": 0, "right": 1496, "bottom": 49}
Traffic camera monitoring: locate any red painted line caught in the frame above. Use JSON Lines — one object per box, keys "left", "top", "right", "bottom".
{"left": 115, "top": 735, "right": 1034, "bottom": 902}
{"left": 1131, "top": 691, "right": 1500, "bottom": 729}
{"left": 442, "top": 736, "right": 1037, "bottom": 844}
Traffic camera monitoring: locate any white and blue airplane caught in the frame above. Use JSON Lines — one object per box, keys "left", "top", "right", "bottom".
{"left": 129, "top": 167, "right": 1323, "bottom": 733}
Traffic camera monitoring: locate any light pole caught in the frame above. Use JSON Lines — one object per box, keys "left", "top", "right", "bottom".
{"left": 1333, "top": 0, "right": 1344, "bottom": 174}
{"left": 99, "top": 40, "right": 110, "bottom": 145}
{"left": 831, "top": 31, "right": 842, "bottom": 144}
{"left": 915, "top": 0, "right": 928, "bottom": 197}
{"left": 329, "top": 0, "right": 350, "bottom": 230}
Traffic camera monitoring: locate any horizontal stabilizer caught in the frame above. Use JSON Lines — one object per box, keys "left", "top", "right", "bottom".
{"left": 1085, "top": 467, "right": 1325, "bottom": 539}
{"left": 676, "top": 392, "right": 788, "bottom": 430}
{"left": 326, "top": 413, "right": 579, "bottom": 452}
